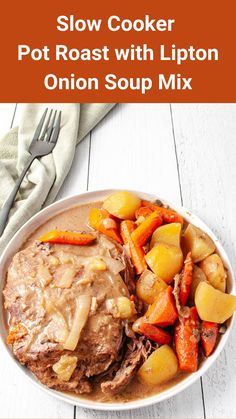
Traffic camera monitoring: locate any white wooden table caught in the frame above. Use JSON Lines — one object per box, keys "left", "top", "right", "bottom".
{"left": 0, "top": 103, "right": 236, "bottom": 419}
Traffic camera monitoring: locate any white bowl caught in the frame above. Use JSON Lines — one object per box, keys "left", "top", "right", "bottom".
{"left": 0, "top": 189, "right": 234, "bottom": 411}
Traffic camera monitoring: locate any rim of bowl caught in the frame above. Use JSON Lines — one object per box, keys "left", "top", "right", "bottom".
{"left": 0, "top": 189, "right": 234, "bottom": 411}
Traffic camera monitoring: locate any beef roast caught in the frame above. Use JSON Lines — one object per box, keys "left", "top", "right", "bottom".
{"left": 101, "top": 337, "right": 152, "bottom": 396}
{"left": 4, "top": 236, "right": 132, "bottom": 394}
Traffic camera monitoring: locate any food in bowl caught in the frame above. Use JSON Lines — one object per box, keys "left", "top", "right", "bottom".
{"left": 3, "top": 191, "right": 236, "bottom": 402}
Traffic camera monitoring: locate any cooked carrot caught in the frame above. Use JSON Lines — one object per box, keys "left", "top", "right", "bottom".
{"left": 131, "top": 211, "right": 162, "bottom": 247}
{"left": 142, "top": 200, "right": 184, "bottom": 225}
{"left": 7, "top": 323, "right": 27, "bottom": 345}
{"left": 201, "top": 321, "right": 219, "bottom": 357}
{"left": 175, "top": 306, "right": 199, "bottom": 372}
{"left": 135, "top": 206, "right": 153, "bottom": 219}
{"left": 145, "top": 286, "right": 178, "bottom": 327}
{"left": 120, "top": 220, "right": 147, "bottom": 275}
{"left": 179, "top": 252, "right": 193, "bottom": 306}
{"left": 39, "top": 230, "right": 96, "bottom": 246}
{"left": 88, "top": 208, "right": 122, "bottom": 244}
{"left": 140, "top": 323, "right": 171, "bottom": 345}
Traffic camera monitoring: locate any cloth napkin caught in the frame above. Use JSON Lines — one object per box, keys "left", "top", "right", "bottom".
{"left": 0, "top": 103, "right": 115, "bottom": 255}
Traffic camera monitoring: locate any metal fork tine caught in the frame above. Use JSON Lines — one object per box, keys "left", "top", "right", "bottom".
{"left": 31, "top": 108, "right": 48, "bottom": 142}
{"left": 40, "top": 109, "right": 53, "bottom": 140}
{"left": 49, "top": 111, "right": 61, "bottom": 144}
{"left": 45, "top": 110, "right": 57, "bottom": 142}
{"left": 0, "top": 107, "right": 62, "bottom": 236}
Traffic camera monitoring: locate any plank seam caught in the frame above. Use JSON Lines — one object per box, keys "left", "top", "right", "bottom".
{"left": 74, "top": 134, "right": 92, "bottom": 419}
{"left": 86, "top": 131, "right": 92, "bottom": 191}
{"left": 10, "top": 103, "right": 17, "bottom": 129}
{"left": 200, "top": 377, "right": 207, "bottom": 419}
{"left": 169, "top": 104, "right": 183, "bottom": 205}
{"left": 170, "top": 103, "right": 207, "bottom": 419}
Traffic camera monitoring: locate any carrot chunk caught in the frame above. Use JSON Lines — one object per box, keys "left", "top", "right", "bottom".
{"left": 131, "top": 211, "right": 162, "bottom": 247}
{"left": 7, "top": 323, "right": 27, "bottom": 345}
{"left": 175, "top": 306, "right": 199, "bottom": 372}
{"left": 120, "top": 220, "right": 147, "bottom": 275}
{"left": 39, "top": 230, "right": 96, "bottom": 246}
{"left": 142, "top": 200, "right": 184, "bottom": 225}
{"left": 179, "top": 252, "right": 194, "bottom": 306}
{"left": 201, "top": 321, "right": 219, "bottom": 357}
{"left": 145, "top": 286, "right": 178, "bottom": 327}
{"left": 88, "top": 208, "right": 122, "bottom": 243}
{"left": 140, "top": 323, "right": 171, "bottom": 345}
{"left": 135, "top": 206, "right": 153, "bottom": 219}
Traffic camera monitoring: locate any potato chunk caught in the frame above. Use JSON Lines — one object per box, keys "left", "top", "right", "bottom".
{"left": 195, "top": 282, "right": 236, "bottom": 323}
{"left": 150, "top": 223, "right": 182, "bottom": 248}
{"left": 145, "top": 243, "right": 183, "bottom": 283}
{"left": 136, "top": 269, "right": 167, "bottom": 304}
{"left": 189, "top": 265, "right": 207, "bottom": 303}
{"left": 116, "top": 296, "right": 136, "bottom": 319}
{"left": 183, "top": 224, "right": 215, "bottom": 263}
{"left": 106, "top": 297, "right": 136, "bottom": 319}
{"left": 103, "top": 191, "right": 141, "bottom": 220}
{"left": 53, "top": 355, "right": 77, "bottom": 381}
{"left": 138, "top": 345, "right": 178, "bottom": 385}
{"left": 199, "top": 254, "right": 226, "bottom": 292}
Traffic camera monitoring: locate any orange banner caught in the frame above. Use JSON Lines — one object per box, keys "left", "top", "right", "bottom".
{"left": 0, "top": 0, "right": 235, "bottom": 102}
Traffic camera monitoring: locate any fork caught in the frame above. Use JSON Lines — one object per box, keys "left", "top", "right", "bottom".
{"left": 0, "top": 108, "right": 61, "bottom": 237}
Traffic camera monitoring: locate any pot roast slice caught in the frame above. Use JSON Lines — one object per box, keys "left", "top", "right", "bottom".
{"left": 4, "top": 235, "right": 134, "bottom": 394}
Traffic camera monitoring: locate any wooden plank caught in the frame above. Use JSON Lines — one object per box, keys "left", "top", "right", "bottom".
{"left": 171, "top": 103, "right": 236, "bottom": 418}
{"left": 57, "top": 134, "right": 90, "bottom": 200}
{"left": 75, "top": 103, "right": 204, "bottom": 419}
{"left": 0, "top": 104, "right": 75, "bottom": 419}
{"left": 88, "top": 103, "right": 181, "bottom": 203}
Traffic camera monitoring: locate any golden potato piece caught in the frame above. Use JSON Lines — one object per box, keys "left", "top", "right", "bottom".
{"left": 138, "top": 345, "right": 178, "bottom": 385}
{"left": 199, "top": 253, "right": 226, "bottom": 292}
{"left": 103, "top": 191, "right": 141, "bottom": 220}
{"left": 116, "top": 297, "right": 136, "bottom": 319}
{"left": 145, "top": 243, "right": 183, "bottom": 283}
{"left": 189, "top": 265, "right": 207, "bottom": 303}
{"left": 183, "top": 224, "right": 215, "bottom": 263}
{"left": 195, "top": 281, "right": 236, "bottom": 323}
{"left": 150, "top": 223, "right": 182, "bottom": 248}
{"left": 136, "top": 269, "right": 167, "bottom": 304}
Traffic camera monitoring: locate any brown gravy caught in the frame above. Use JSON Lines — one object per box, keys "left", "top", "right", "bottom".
{"left": 21, "top": 201, "right": 189, "bottom": 403}
{"left": 80, "top": 373, "right": 188, "bottom": 403}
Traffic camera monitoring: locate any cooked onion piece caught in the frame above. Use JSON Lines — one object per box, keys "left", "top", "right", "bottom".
{"left": 52, "top": 355, "right": 78, "bottom": 381}
{"left": 45, "top": 301, "right": 69, "bottom": 343}
{"left": 54, "top": 265, "right": 77, "bottom": 288}
{"left": 102, "top": 256, "right": 124, "bottom": 275}
{"left": 37, "top": 265, "right": 52, "bottom": 286}
{"left": 64, "top": 295, "right": 91, "bottom": 350}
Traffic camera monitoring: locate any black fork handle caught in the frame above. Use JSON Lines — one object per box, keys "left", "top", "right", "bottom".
{"left": 0, "top": 155, "right": 35, "bottom": 237}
